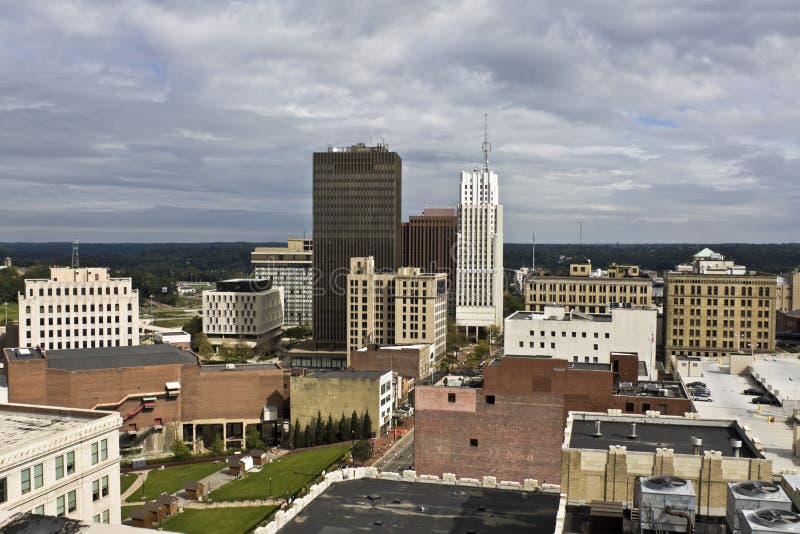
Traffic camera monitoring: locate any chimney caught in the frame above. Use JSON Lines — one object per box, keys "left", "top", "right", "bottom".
{"left": 593, "top": 420, "right": 602, "bottom": 437}
{"left": 730, "top": 439, "right": 742, "bottom": 458}
{"left": 628, "top": 422, "right": 637, "bottom": 439}
{"left": 692, "top": 437, "right": 702, "bottom": 456}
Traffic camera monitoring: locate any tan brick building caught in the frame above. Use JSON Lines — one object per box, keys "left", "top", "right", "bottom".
{"left": 525, "top": 262, "right": 652, "bottom": 314}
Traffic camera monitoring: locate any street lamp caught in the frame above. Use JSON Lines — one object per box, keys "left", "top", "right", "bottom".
{"left": 3, "top": 302, "right": 7, "bottom": 326}
{"left": 268, "top": 476, "right": 272, "bottom": 499}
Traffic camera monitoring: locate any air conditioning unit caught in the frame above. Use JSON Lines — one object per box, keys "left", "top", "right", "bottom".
{"left": 727, "top": 482, "right": 792, "bottom": 533}
{"left": 740, "top": 509, "right": 800, "bottom": 534}
{"left": 634, "top": 476, "right": 696, "bottom": 533}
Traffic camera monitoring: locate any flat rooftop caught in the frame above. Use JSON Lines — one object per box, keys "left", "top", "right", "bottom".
{"left": 214, "top": 278, "right": 273, "bottom": 293}
{"left": 5, "top": 344, "right": 199, "bottom": 371}
{"left": 0, "top": 404, "right": 107, "bottom": 457}
{"left": 568, "top": 415, "right": 758, "bottom": 457}
{"left": 355, "top": 343, "right": 429, "bottom": 351}
{"left": 278, "top": 478, "right": 559, "bottom": 534}
{"left": 751, "top": 357, "right": 800, "bottom": 403}
{"left": 302, "top": 370, "right": 389, "bottom": 379}
{"left": 201, "top": 362, "right": 281, "bottom": 372}
{"left": 507, "top": 310, "right": 613, "bottom": 323}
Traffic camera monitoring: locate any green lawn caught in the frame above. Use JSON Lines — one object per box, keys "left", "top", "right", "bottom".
{"left": 3, "top": 301, "right": 18, "bottom": 325}
{"left": 125, "top": 462, "right": 224, "bottom": 503}
{"left": 152, "top": 318, "right": 190, "bottom": 328}
{"left": 120, "top": 473, "right": 138, "bottom": 495}
{"left": 120, "top": 505, "right": 138, "bottom": 520}
{"left": 161, "top": 506, "right": 277, "bottom": 534}
{"left": 212, "top": 445, "right": 349, "bottom": 501}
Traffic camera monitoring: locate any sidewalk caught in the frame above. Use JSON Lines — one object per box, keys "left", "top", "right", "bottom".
{"left": 120, "top": 472, "right": 147, "bottom": 502}
{"left": 368, "top": 415, "right": 414, "bottom": 465}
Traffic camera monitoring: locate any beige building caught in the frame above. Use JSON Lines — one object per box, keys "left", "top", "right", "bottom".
{"left": 251, "top": 238, "right": 313, "bottom": 327}
{"left": 0, "top": 403, "right": 123, "bottom": 525}
{"left": 18, "top": 267, "right": 139, "bottom": 350}
{"left": 202, "top": 279, "right": 283, "bottom": 350}
{"left": 347, "top": 257, "right": 448, "bottom": 364}
{"left": 664, "top": 250, "right": 776, "bottom": 359}
{"left": 561, "top": 411, "right": 772, "bottom": 517}
{"left": 525, "top": 262, "right": 653, "bottom": 314}
{"left": 777, "top": 272, "right": 799, "bottom": 314}
{"left": 290, "top": 370, "right": 393, "bottom": 436}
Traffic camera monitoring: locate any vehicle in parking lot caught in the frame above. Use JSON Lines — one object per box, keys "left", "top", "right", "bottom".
{"left": 752, "top": 396, "right": 778, "bottom": 405}
{"left": 687, "top": 381, "right": 707, "bottom": 388}
{"left": 742, "top": 388, "right": 762, "bottom": 395}
{"left": 691, "top": 390, "right": 711, "bottom": 397}
{"left": 692, "top": 396, "right": 713, "bottom": 402}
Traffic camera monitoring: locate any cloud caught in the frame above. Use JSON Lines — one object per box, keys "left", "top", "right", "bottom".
{"left": 0, "top": 1, "right": 798, "bottom": 243}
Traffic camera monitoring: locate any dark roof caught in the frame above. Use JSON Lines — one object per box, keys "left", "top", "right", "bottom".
{"left": 568, "top": 418, "right": 758, "bottom": 458}
{"left": 44, "top": 344, "right": 198, "bottom": 371}
{"left": 215, "top": 278, "right": 272, "bottom": 293}
{"left": 201, "top": 363, "right": 281, "bottom": 372}
{"left": 156, "top": 494, "right": 178, "bottom": 505}
{"left": 279, "top": 478, "right": 559, "bottom": 534}
{"left": 0, "top": 512, "right": 84, "bottom": 534}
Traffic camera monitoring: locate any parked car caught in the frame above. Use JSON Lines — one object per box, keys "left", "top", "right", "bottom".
{"left": 691, "top": 391, "right": 711, "bottom": 397}
{"left": 752, "top": 396, "right": 777, "bottom": 405}
{"left": 742, "top": 388, "right": 762, "bottom": 396}
{"left": 687, "top": 381, "right": 707, "bottom": 388}
{"left": 692, "top": 396, "right": 713, "bottom": 402}
{"left": 689, "top": 387, "right": 710, "bottom": 394}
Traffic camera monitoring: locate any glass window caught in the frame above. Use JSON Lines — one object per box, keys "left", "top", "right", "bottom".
{"left": 56, "top": 495, "right": 65, "bottom": 517}
{"left": 93, "top": 514, "right": 101, "bottom": 524}
{"left": 101, "top": 475, "right": 109, "bottom": 497}
{"left": 55, "top": 456, "right": 64, "bottom": 479}
{"left": 100, "top": 439, "right": 108, "bottom": 461}
{"left": 0, "top": 477, "right": 7, "bottom": 503}
{"left": 91, "top": 442, "right": 99, "bottom": 465}
{"left": 35, "top": 504, "right": 44, "bottom": 515}
{"left": 21, "top": 468, "right": 31, "bottom": 494}
{"left": 92, "top": 480, "right": 100, "bottom": 501}
{"left": 102, "top": 510, "right": 110, "bottom": 524}
{"left": 33, "top": 463, "right": 43, "bottom": 489}
{"left": 67, "top": 490, "right": 77, "bottom": 513}
{"left": 66, "top": 451, "right": 75, "bottom": 474}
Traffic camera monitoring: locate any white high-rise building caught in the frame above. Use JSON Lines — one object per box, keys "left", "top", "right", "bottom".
{"left": 455, "top": 118, "right": 504, "bottom": 334}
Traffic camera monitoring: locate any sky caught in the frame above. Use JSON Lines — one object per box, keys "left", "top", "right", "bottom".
{"left": 1, "top": 1, "right": 799, "bottom": 243}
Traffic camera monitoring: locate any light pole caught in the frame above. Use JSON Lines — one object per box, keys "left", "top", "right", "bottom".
{"left": 3, "top": 302, "right": 7, "bottom": 326}
{"left": 268, "top": 476, "right": 272, "bottom": 499}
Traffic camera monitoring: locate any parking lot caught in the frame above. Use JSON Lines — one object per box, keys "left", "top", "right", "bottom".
{"left": 690, "top": 361, "right": 798, "bottom": 472}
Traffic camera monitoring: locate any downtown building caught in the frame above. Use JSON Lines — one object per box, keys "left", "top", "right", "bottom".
{"left": 251, "top": 237, "right": 313, "bottom": 328}
{"left": 455, "top": 134, "right": 504, "bottom": 335}
{"left": 402, "top": 208, "right": 457, "bottom": 315}
{"left": 202, "top": 279, "right": 283, "bottom": 350}
{"left": 312, "top": 143, "right": 402, "bottom": 346}
{"left": 17, "top": 267, "right": 139, "bottom": 350}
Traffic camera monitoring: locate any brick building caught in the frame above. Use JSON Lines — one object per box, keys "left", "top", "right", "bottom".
{"left": 1, "top": 345, "right": 288, "bottom": 454}
{"left": 350, "top": 343, "right": 433, "bottom": 380}
{"left": 402, "top": 208, "right": 457, "bottom": 315}
{"left": 414, "top": 355, "right": 690, "bottom": 484}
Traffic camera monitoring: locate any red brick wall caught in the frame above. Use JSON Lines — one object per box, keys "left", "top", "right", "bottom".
{"left": 350, "top": 347, "right": 421, "bottom": 379}
{"left": 181, "top": 366, "right": 287, "bottom": 421}
{"left": 610, "top": 352, "right": 639, "bottom": 383}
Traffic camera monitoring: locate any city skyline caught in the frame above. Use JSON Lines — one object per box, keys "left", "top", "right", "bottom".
{"left": 1, "top": 2, "right": 799, "bottom": 243}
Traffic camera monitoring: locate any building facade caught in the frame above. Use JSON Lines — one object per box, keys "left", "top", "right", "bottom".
{"left": 504, "top": 305, "right": 658, "bottom": 380}
{"left": 251, "top": 238, "right": 313, "bottom": 327}
{"left": 202, "top": 279, "right": 283, "bottom": 350}
{"left": 455, "top": 153, "right": 504, "bottom": 333}
{"left": 347, "top": 257, "right": 448, "bottom": 364}
{"left": 524, "top": 262, "right": 653, "bottom": 314}
{"left": 17, "top": 267, "right": 139, "bottom": 350}
{"left": 350, "top": 343, "right": 434, "bottom": 381}
{"left": 312, "top": 144, "right": 402, "bottom": 346}
{"left": 664, "top": 250, "right": 777, "bottom": 359}
{"left": 402, "top": 208, "right": 457, "bottom": 315}
{"left": 0, "top": 403, "right": 122, "bottom": 525}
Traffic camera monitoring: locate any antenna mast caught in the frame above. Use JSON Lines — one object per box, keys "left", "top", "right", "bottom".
{"left": 481, "top": 113, "right": 491, "bottom": 172}
{"left": 532, "top": 230, "right": 536, "bottom": 274}
{"left": 71, "top": 239, "right": 79, "bottom": 269}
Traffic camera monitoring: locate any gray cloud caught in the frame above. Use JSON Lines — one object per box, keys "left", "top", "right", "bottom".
{"left": 0, "top": 0, "right": 798, "bottom": 243}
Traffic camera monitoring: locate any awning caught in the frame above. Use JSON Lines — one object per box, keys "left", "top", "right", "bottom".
{"left": 165, "top": 382, "right": 181, "bottom": 390}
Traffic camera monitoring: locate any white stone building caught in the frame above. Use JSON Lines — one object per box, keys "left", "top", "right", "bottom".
{"left": 0, "top": 403, "right": 122, "bottom": 525}
{"left": 18, "top": 267, "right": 139, "bottom": 350}
{"left": 455, "top": 128, "right": 504, "bottom": 336}
{"left": 251, "top": 238, "right": 313, "bottom": 328}
{"left": 202, "top": 279, "right": 283, "bottom": 350}
{"left": 504, "top": 305, "right": 658, "bottom": 380}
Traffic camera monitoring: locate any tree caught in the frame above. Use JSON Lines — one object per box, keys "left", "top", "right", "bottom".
{"left": 337, "top": 414, "right": 349, "bottom": 443}
{"left": 362, "top": 411, "right": 372, "bottom": 439}
{"left": 171, "top": 439, "right": 191, "bottom": 461}
{"left": 467, "top": 340, "right": 490, "bottom": 367}
{"left": 210, "top": 434, "right": 224, "bottom": 455}
{"left": 293, "top": 418, "right": 304, "bottom": 449}
{"left": 183, "top": 316, "right": 203, "bottom": 336}
{"left": 303, "top": 424, "right": 312, "bottom": 448}
{"left": 245, "top": 427, "right": 264, "bottom": 450}
{"left": 314, "top": 411, "right": 324, "bottom": 446}
{"left": 350, "top": 411, "right": 362, "bottom": 440}
{"left": 192, "top": 332, "right": 212, "bottom": 356}
{"left": 253, "top": 338, "right": 275, "bottom": 358}
{"left": 285, "top": 326, "right": 311, "bottom": 344}
{"left": 352, "top": 440, "right": 372, "bottom": 463}
{"left": 325, "top": 415, "right": 335, "bottom": 445}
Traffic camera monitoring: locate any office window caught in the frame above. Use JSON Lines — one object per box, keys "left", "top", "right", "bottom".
{"left": 101, "top": 475, "right": 109, "bottom": 497}
{"left": 33, "top": 463, "right": 43, "bottom": 489}
{"left": 21, "top": 468, "right": 31, "bottom": 494}
{"left": 0, "top": 477, "right": 6, "bottom": 503}
{"left": 102, "top": 510, "right": 110, "bottom": 524}
{"left": 470, "top": 438, "right": 478, "bottom": 447}
{"left": 486, "top": 395, "right": 495, "bottom": 405}
{"left": 91, "top": 442, "right": 99, "bottom": 465}
{"left": 56, "top": 495, "right": 65, "bottom": 517}
{"left": 447, "top": 393, "right": 456, "bottom": 402}
{"left": 100, "top": 439, "right": 108, "bottom": 461}
{"left": 93, "top": 514, "right": 101, "bottom": 524}
{"left": 67, "top": 490, "right": 77, "bottom": 513}
{"left": 55, "top": 456, "right": 64, "bottom": 479}
{"left": 625, "top": 402, "right": 634, "bottom": 412}
{"left": 66, "top": 451, "right": 75, "bottom": 474}
{"left": 35, "top": 504, "right": 44, "bottom": 515}
{"left": 92, "top": 480, "right": 100, "bottom": 501}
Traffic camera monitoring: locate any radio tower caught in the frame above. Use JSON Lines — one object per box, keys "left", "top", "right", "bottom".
{"left": 71, "top": 239, "right": 79, "bottom": 269}
{"left": 481, "top": 113, "right": 491, "bottom": 171}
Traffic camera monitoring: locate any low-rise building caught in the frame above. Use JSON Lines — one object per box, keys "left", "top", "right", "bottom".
{"left": 0, "top": 403, "right": 122, "bottom": 525}
{"left": 251, "top": 237, "right": 313, "bottom": 328}
{"left": 202, "top": 279, "right": 283, "bottom": 351}
{"left": 350, "top": 343, "right": 433, "bottom": 381}
{"left": 670, "top": 354, "right": 703, "bottom": 378}
{"left": 290, "top": 370, "right": 393, "bottom": 437}
{"left": 504, "top": 305, "right": 658, "bottom": 380}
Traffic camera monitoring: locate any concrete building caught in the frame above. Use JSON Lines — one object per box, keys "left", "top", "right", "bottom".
{"left": 1, "top": 345, "right": 288, "bottom": 454}
{"left": 675, "top": 247, "right": 746, "bottom": 275}
{"left": 414, "top": 355, "right": 691, "bottom": 485}
{"left": 504, "top": 306, "right": 658, "bottom": 380}
{"left": 347, "top": 257, "right": 448, "bottom": 364}
{"left": 664, "top": 250, "right": 777, "bottom": 359}
{"left": 455, "top": 125, "right": 504, "bottom": 335}
{"left": 290, "top": 370, "right": 393, "bottom": 436}
{"left": 202, "top": 279, "right": 283, "bottom": 351}
{"left": 525, "top": 261, "right": 653, "bottom": 314}
{"left": 0, "top": 403, "right": 122, "bottom": 525}
{"left": 251, "top": 238, "right": 313, "bottom": 327}
{"left": 776, "top": 271, "right": 799, "bottom": 315}
{"left": 402, "top": 208, "right": 457, "bottom": 315}
{"left": 561, "top": 411, "right": 772, "bottom": 518}
{"left": 17, "top": 267, "right": 139, "bottom": 350}
{"left": 313, "top": 143, "right": 402, "bottom": 346}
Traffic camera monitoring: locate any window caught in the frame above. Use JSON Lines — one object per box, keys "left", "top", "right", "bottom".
{"left": 66, "top": 451, "right": 75, "bottom": 474}
{"left": 625, "top": 402, "right": 634, "bottom": 412}
{"left": 67, "top": 490, "right": 77, "bottom": 513}
{"left": 93, "top": 514, "right": 101, "bottom": 524}
{"left": 101, "top": 475, "right": 109, "bottom": 497}
{"left": 447, "top": 393, "right": 456, "bottom": 403}
{"left": 55, "top": 456, "right": 64, "bottom": 479}
{"left": 57, "top": 495, "right": 65, "bottom": 517}
{"left": 35, "top": 504, "right": 44, "bottom": 515}
{"left": 100, "top": 439, "right": 108, "bottom": 461}
{"left": 92, "top": 480, "right": 100, "bottom": 501}
{"left": 469, "top": 438, "right": 478, "bottom": 447}
{"left": 91, "top": 442, "right": 99, "bottom": 464}
{"left": 33, "top": 463, "right": 43, "bottom": 489}
{"left": 102, "top": 510, "right": 109, "bottom": 524}
{"left": 486, "top": 395, "right": 495, "bottom": 404}
{"left": 21, "top": 468, "right": 31, "bottom": 494}
{"left": 0, "top": 477, "right": 6, "bottom": 503}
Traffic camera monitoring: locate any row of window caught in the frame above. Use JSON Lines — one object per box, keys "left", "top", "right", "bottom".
{"left": 528, "top": 330, "right": 609, "bottom": 339}
{"left": 28, "top": 303, "right": 132, "bottom": 314}
{"left": 672, "top": 284, "right": 771, "bottom": 297}
{"left": 28, "top": 286, "right": 129, "bottom": 297}
{"left": 31, "top": 316, "right": 131, "bottom": 327}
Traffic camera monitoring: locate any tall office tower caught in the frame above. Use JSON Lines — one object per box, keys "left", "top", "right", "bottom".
{"left": 402, "top": 208, "right": 457, "bottom": 315}
{"left": 252, "top": 237, "right": 313, "bottom": 327}
{"left": 18, "top": 267, "right": 139, "bottom": 350}
{"left": 455, "top": 119, "right": 504, "bottom": 335}
{"left": 313, "top": 143, "right": 402, "bottom": 345}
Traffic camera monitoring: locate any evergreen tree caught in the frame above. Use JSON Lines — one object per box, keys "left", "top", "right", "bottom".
{"left": 293, "top": 418, "right": 303, "bottom": 449}
{"left": 325, "top": 415, "right": 335, "bottom": 445}
{"left": 362, "top": 411, "right": 372, "bottom": 439}
{"left": 350, "top": 411, "right": 361, "bottom": 440}
{"left": 303, "top": 424, "right": 312, "bottom": 448}
{"left": 337, "top": 414, "right": 347, "bottom": 443}
{"left": 315, "top": 411, "right": 324, "bottom": 446}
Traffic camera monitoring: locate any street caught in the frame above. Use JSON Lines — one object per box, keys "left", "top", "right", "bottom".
{"left": 374, "top": 429, "right": 415, "bottom": 472}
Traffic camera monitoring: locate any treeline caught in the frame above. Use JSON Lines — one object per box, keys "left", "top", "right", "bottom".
{"left": 291, "top": 410, "right": 372, "bottom": 450}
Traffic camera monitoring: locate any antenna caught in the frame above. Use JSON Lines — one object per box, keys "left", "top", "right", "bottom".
{"left": 481, "top": 113, "right": 491, "bottom": 171}
{"left": 532, "top": 230, "right": 536, "bottom": 274}
{"left": 579, "top": 221, "right": 583, "bottom": 246}
{"left": 71, "top": 239, "right": 79, "bottom": 269}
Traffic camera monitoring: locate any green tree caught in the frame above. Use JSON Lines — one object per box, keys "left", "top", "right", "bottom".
{"left": 245, "top": 427, "right": 264, "bottom": 450}
{"left": 324, "top": 415, "right": 335, "bottom": 445}
{"left": 337, "top": 414, "right": 349, "bottom": 443}
{"left": 293, "top": 418, "right": 304, "bottom": 449}
{"left": 210, "top": 434, "right": 224, "bottom": 455}
{"left": 303, "top": 424, "right": 312, "bottom": 448}
{"left": 171, "top": 439, "right": 191, "bottom": 461}
{"left": 285, "top": 326, "right": 311, "bottom": 344}
{"left": 362, "top": 411, "right": 372, "bottom": 439}
{"left": 352, "top": 440, "right": 372, "bottom": 463}
{"left": 503, "top": 291, "right": 524, "bottom": 316}
{"left": 191, "top": 332, "right": 212, "bottom": 355}
{"left": 253, "top": 338, "right": 275, "bottom": 358}
{"left": 350, "top": 411, "right": 362, "bottom": 440}
{"left": 183, "top": 316, "right": 203, "bottom": 336}
{"left": 467, "top": 340, "right": 490, "bottom": 367}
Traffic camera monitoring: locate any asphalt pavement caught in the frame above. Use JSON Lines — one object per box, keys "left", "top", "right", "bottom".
{"left": 374, "top": 429, "right": 414, "bottom": 472}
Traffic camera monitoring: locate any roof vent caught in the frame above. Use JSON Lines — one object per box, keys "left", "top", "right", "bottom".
{"left": 644, "top": 476, "right": 688, "bottom": 490}
{"left": 734, "top": 481, "right": 781, "bottom": 497}
{"left": 367, "top": 494, "right": 382, "bottom": 501}
{"left": 627, "top": 423, "right": 637, "bottom": 440}
{"left": 751, "top": 508, "right": 800, "bottom": 527}
{"left": 593, "top": 420, "right": 602, "bottom": 437}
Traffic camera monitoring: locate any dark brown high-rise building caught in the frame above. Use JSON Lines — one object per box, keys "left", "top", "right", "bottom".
{"left": 313, "top": 144, "right": 402, "bottom": 346}
{"left": 402, "top": 208, "right": 457, "bottom": 314}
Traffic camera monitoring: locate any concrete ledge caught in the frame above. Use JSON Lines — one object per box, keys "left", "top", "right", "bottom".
{"left": 496, "top": 481, "right": 522, "bottom": 491}
{"left": 482, "top": 475, "right": 497, "bottom": 488}
{"left": 456, "top": 477, "right": 481, "bottom": 487}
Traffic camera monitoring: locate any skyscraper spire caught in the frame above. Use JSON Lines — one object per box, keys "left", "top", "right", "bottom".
{"left": 481, "top": 113, "right": 491, "bottom": 171}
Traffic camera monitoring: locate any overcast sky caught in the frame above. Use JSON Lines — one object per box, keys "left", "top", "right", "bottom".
{"left": 1, "top": 1, "right": 799, "bottom": 243}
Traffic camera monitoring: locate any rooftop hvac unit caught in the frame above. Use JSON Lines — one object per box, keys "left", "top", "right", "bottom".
{"left": 634, "top": 476, "right": 696, "bottom": 533}
{"left": 740, "top": 509, "right": 800, "bottom": 534}
{"left": 728, "top": 482, "right": 792, "bottom": 533}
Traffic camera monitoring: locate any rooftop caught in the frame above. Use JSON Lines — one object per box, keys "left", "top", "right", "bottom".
{"left": 614, "top": 380, "right": 688, "bottom": 399}
{"left": 355, "top": 343, "right": 429, "bottom": 352}
{"left": 278, "top": 478, "right": 559, "bottom": 534}
{"left": 213, "top": 279, "right": 273, "bottom": 293}
{"left": 201, "top": 362, "right": 281, "bottom": 372}
{"left": 4, "top": 344, "right": 199, "bottom": 371}
{"left": 567, "top": 413, "right": 758, "bottom": 458}
{"left": 302, "top": 370, "right": 390, "bottom": 380}
{"left": 0, "top": 403, "right": 112, "bottom": 457}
